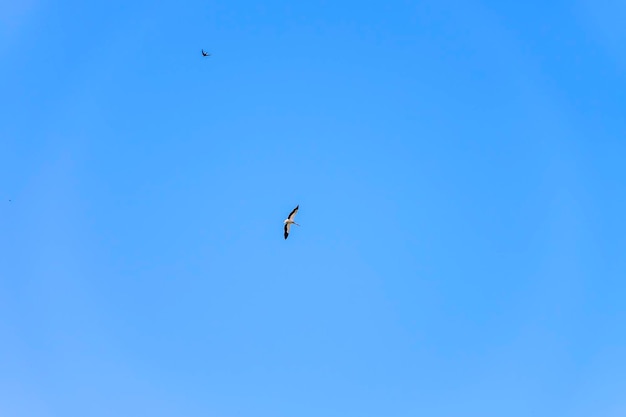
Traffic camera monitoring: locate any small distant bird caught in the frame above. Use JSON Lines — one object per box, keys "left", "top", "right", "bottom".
{"left": 283, "top": 205, "right": 300, "bottom": 240}
{"left": 201, "top": 49, "right": 211, "bottom": 57}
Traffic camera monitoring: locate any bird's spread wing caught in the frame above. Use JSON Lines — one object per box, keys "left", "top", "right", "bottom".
{"left": 284, "top": 222, "right": 291, "bottom": 239}
{"left": 287, "top": 205, "right": 299, "bottom": 220}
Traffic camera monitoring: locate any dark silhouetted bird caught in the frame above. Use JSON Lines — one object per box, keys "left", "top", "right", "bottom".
{"left": 201, "top": 49, "right": 210, "bottom": 57}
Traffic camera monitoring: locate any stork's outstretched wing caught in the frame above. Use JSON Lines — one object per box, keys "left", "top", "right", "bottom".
{"left": 284, "top": 222, "right": 291, "bottom": 239}
{"left": 287, "top": 205, "right": 299, "bottom": 221}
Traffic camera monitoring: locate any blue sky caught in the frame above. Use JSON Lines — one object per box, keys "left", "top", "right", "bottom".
{"left": 1, "top": 0, "right": 626, "bottom": 416}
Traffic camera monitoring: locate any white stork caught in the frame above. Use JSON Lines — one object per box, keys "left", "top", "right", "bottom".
{"left": 283, "top": 205, "right": 300, "bottom": 239}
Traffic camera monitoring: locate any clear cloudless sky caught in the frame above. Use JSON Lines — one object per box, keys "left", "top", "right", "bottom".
{"left": 1, "top": 0, "right": 625, "bottom": 416}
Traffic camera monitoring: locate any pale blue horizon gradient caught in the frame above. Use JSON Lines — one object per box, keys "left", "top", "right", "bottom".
{"left": 2, "top": 1, "right": 626, "bottom": 416}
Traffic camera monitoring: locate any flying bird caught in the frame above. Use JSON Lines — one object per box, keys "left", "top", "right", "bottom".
{"left": 283, "top": 205, "right": 300, "bottom": 239}
{"left": 201, "top": 49, "right": 211, "bottom": 57}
